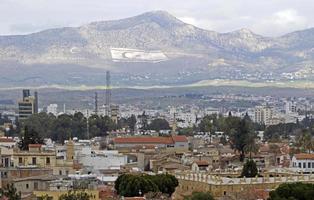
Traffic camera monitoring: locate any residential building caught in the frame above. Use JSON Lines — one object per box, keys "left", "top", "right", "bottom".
{"left": 254, "top": 106, "right": 273, "bottom": 126}
{"left": 291, "top": 153, "right": 314, "bottom": 173}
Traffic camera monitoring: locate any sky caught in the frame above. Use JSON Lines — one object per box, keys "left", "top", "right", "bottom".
{"left": 0, "top": 0, "right": 313, "bottom": 36}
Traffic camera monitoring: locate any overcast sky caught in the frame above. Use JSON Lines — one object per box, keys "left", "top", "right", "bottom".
{"left": 0, "top": 0, "right": 313, "bottom": 36}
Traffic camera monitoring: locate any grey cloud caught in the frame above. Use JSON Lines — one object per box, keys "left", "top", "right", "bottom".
{"left": 0, "top": 0, "right": 313, "bottom": 36}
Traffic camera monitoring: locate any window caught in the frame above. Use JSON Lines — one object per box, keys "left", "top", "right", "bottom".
{"left": 26, "top": 184, "right": 29, "bottom": 189}
{"left": 312, "top": 162, "right": 314, "bottom": 168}
{"left": 19, "top": 157, "right": 23, "bottom": 164}
{"left": 59, "top": 170, "right": 62, "bottom": 175}
{"left": 303, "top": 162, "right": 306, "bottom": 168}
{"left": 308, "top": 162, "right": 311, "bottom": 168}
{"left": 299, "top": 163, "right": 301, "bottom": 168}
{"left": 32, "top": 157, "right": 36, "bottom": 165}
{"left": 46, "top": 157, "right": 50, "bottom": 165}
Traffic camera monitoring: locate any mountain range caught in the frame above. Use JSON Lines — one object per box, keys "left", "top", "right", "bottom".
{"left": 1, "top": 10, "right": 314, "bottom": 89}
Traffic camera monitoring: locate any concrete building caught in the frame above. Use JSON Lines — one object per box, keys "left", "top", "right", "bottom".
{"left": 77, "top": 148, "right": 127, "bottom": 172}
{"left": 18, "top": 89, "right": 38, "bottom": 120}
{"left": 254, "top": 106, "right": 273, "bottom": 126}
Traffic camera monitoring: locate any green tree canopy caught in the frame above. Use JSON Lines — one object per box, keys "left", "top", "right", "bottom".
{"left": 269, "top": 182, "right": 314, "bottom": 200}
{"left": 18, "top": 126, "right": 44, "bottom": 150}
{"left": 241, "top": 159, "right": 258, "bottom": 178}
{"left": 115, "top": 173, "right": 178, "bottom": 197}
{"left": 148, "top": 118, "right": 170, "bottom": 132}
{"left": 127, "top": 114, "right": 137, "bottom": 133}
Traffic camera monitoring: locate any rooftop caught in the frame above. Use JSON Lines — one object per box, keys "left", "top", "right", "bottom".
{"left": 114, "top": 135, "right": 187, "bottom": 145}
{"left": 294, "top": 153, "right": 314, "bottom": 160}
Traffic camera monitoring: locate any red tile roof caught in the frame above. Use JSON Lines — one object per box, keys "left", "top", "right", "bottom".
{"left": 114, "top": 137, "right": 170, "bottom": 144}
{"left": 172, "top": 135, "right": 188, "bottom": 142}
{"left": 114, "top": 135, "right": 188, "bottom": 145}
{"left": 295, "top": 153, "right": 314, "bottom": 160}
{"left": 194, "top": 160, "right": 209, "bottom": 166}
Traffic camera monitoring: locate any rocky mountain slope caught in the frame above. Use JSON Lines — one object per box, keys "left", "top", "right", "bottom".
{"left": 1, "top": 11, "right": 314, "bottom": 88}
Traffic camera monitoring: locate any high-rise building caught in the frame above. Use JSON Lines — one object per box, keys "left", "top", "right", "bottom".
{"left": 254, "top": 106, "right": 273, "bottom": 126}
{"left": 285, "top": 101, "right": 297, "bottom": 114}
{"left": 18, "top": 89, "right": 38, "bottom": 120}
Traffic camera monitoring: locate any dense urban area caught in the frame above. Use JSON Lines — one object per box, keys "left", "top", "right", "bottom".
{"left": 1, "top": 2, "right": 314, "bottom": 199}
{"left": 0, "top": 87, "right": 314, "bottom": 200}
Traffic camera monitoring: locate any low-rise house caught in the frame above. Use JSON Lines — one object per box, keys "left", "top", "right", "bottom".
{"left": 291, "top": 153, "right": 314, "bottom": 173}
{"left": 191, "top": 160, "right": 209, "bottom": 172}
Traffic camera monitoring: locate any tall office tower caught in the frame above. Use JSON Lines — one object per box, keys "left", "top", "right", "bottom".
{"left": 18, "top": 90, "right": 37, "bottom": 120}
{"left": 23, "top": 89, "right": 30, "bottom": 100}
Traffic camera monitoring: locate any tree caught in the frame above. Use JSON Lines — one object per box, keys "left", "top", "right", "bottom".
{"left": 88, "top": 115, "right": 115, "bottom": 137}
{"left": 296, "top": 129, "right": 313, "bottom": 153}
{"left": 241, "top": 159, "right": 258, "bottom": 178}
{"left": 244, "top": 132, "right": 259, "bottom": 159}
{"left": 184, "top": 191, "right": 214, "bottom": 200}
{"left": 115, "top": 174, "right": 178, "bottom": 197}
{"left": 149, "top": 118, "right": 170, "bottom": 132}
{"left": 117, "top": 175, "right": 158, "bottom": 197}
{"left": 269, "top": 182, "right": 314, "bottom": 200}
{"left": 53, "top": 114, "right": 73, "bottom": 143}
{"left": 139, "top": 111, "right": 149, "bottom": 131}
{"left": 18, "top": 126, "right": 44, "bottom": 150}
{"left": 198, "top": 115, "right": 213, "bottom": 133}
{"left": 22, "top": 112, "right": 56, "bottom": 138}
{"left": 127, "top": 114, "right": 137, "bottom": 133}
{"left": 58, "top": 191, "right": 92, "bottom": 200}
{"left": 230, "top": 118, "right": 255, "bottom": 162}
{"left": 72, "top": 112, "right": 87, "bottom": 139}
{"left": 0, "top": 184, "right": 21, "bottom": 200}
{"left": 150, "top": 174, "right": 178, "bottom": 196}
